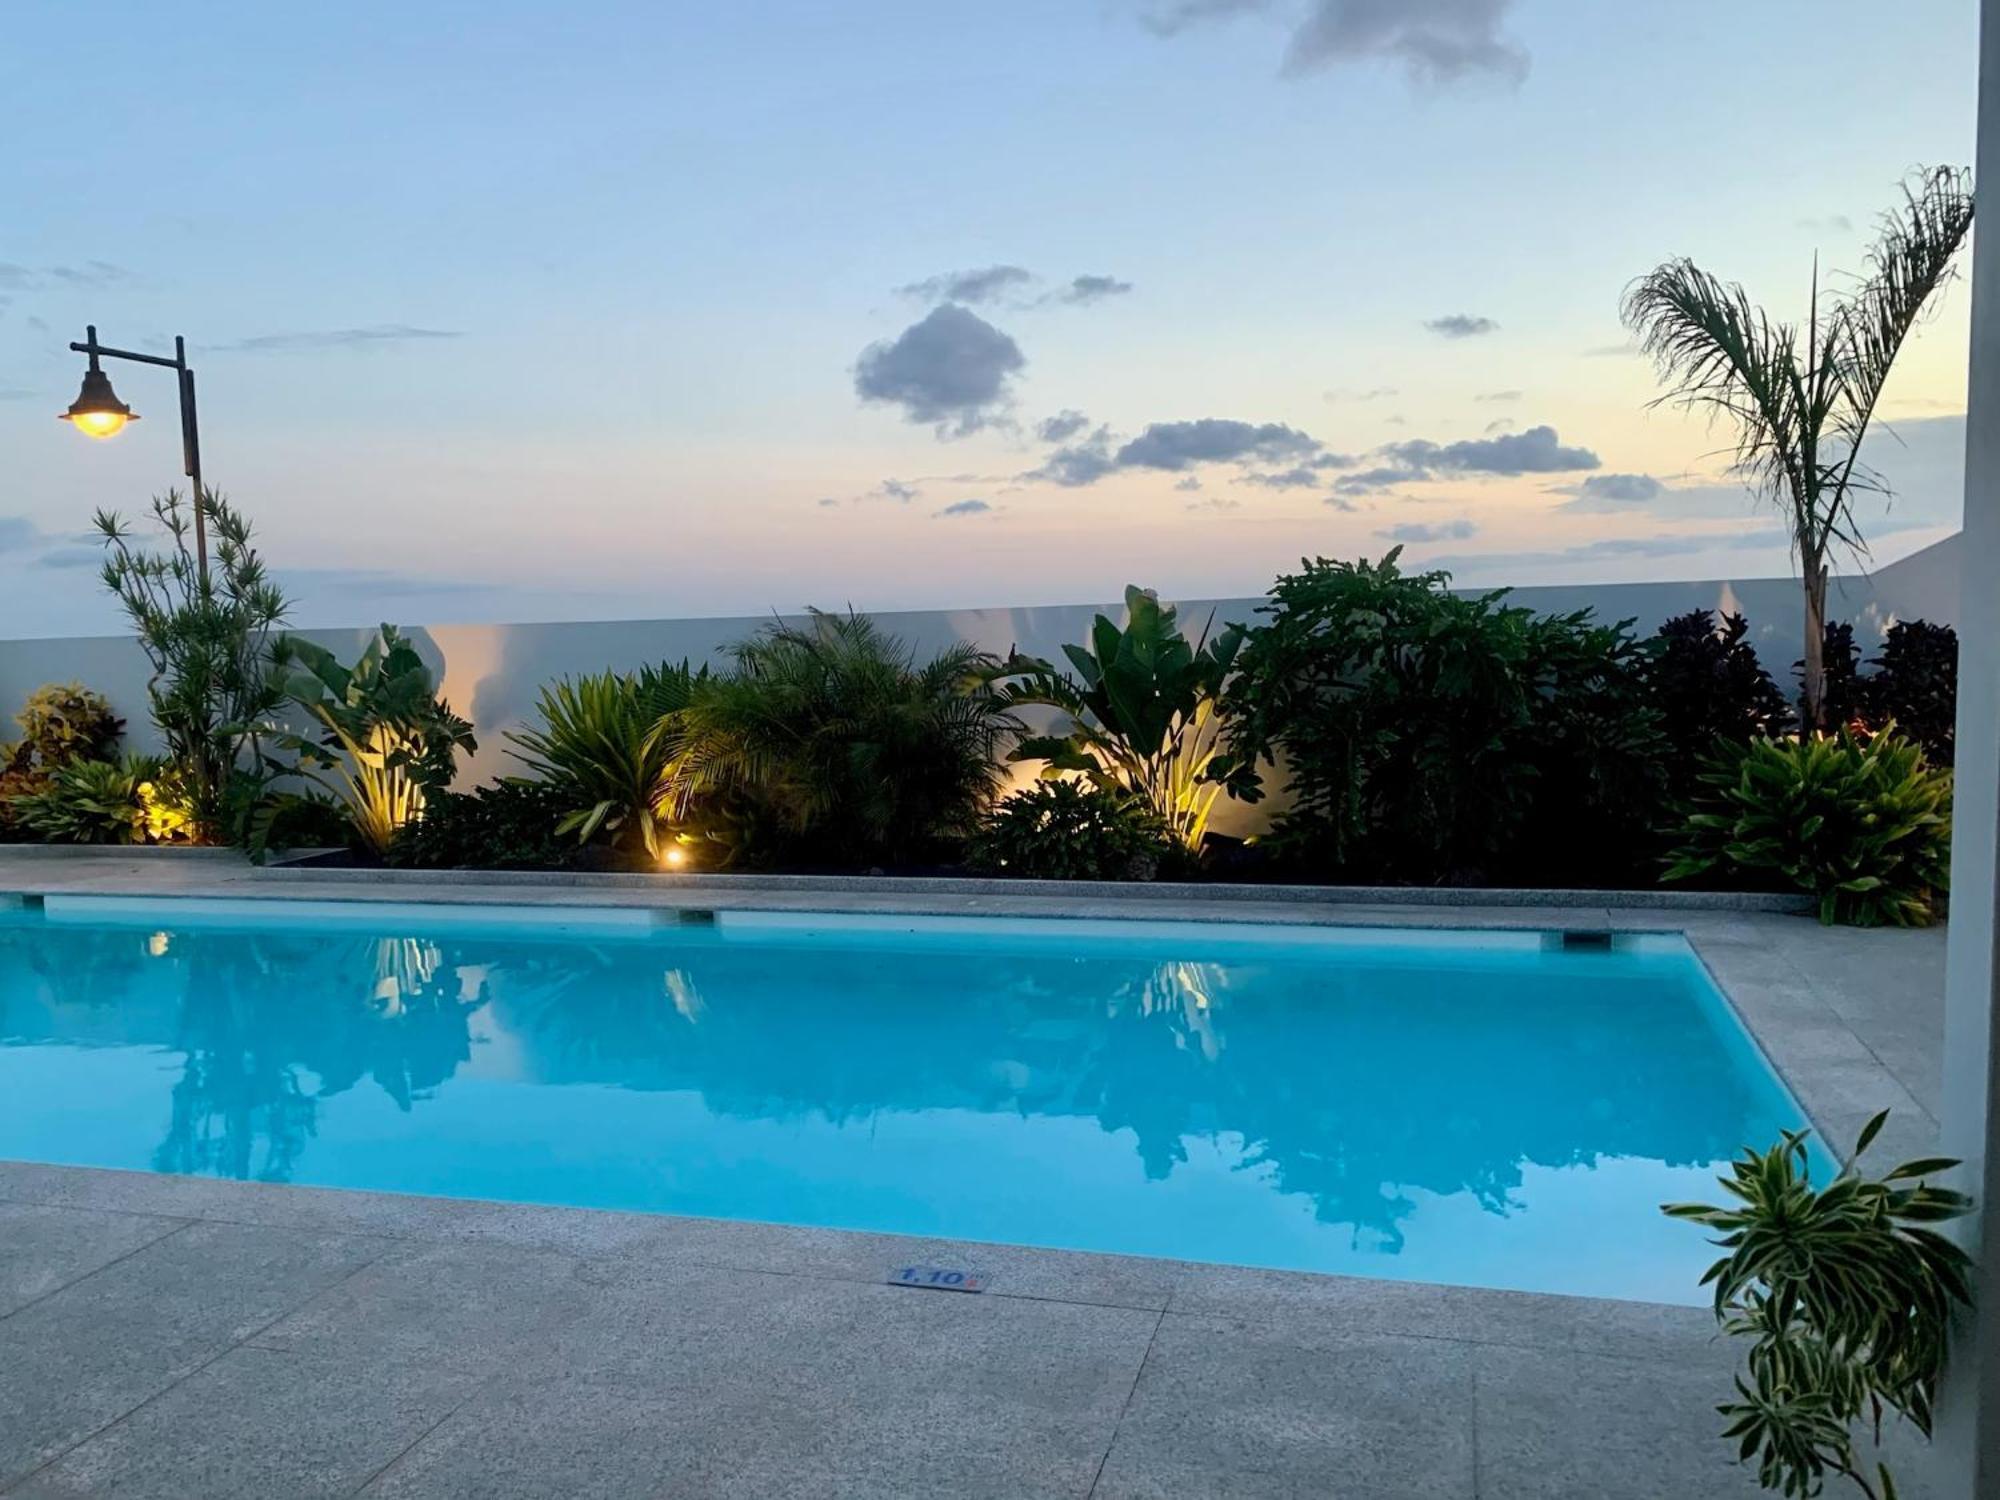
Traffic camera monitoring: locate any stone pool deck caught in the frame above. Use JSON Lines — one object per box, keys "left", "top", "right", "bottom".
{"left": 0, "top": 851, "right": 1950, "bottom": 1498}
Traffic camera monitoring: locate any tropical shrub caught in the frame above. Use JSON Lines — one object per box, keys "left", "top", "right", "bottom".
{"left": 0, "top": 683, "right": 125, "bottom": 839}
{"left": 969, "top": 780, "right": 1175, "bottom": 881}
{"left": 1665, "top": 1111, "right": 1971, "bottom": 1500}
{"left": 1865, "top": 620, "right": 1957, "bottom": 766}
{"left": 272, "top": 625, "right": 477, "bottom": 856}
{"left": 991, "top": 586, "right": 1256, "bottom": 850}
{"left": 506, "top": 661, "right": 702, "bottom": 863}
{"left": 668, "top": 611, "right": 1020, "bottom": 869}
{"left": 1801, "top": 622, "right": 1867, "bottom": 730}
{"left": 1511, "top": 610, "right": 1674, "bottom": 887}
{"left": 1224, "top": 550, "right": 1668, "bottom": 885}
{"left": 1665, "top": 725, "right": 1950, "bottom": 926}
{"left": 95, "top": 490, "right": 290, "bottom": 843}
{"left": 387, "top": 779, "right": 590, "bottom": 872}
{"left": 1648, "top": 611, "right": 1789, "bottom": 796}
{"left": 11, "top": 755, "right": 184, "bottom": 844}
{"left": 12, "top": 683, "right": 124, "bottom": 768}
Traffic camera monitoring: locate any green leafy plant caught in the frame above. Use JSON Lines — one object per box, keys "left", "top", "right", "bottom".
{"left": 0, "top": 683, "right": 126, "bottom": 840}
{"left": 1623, "top": 166, "right": 1974, "bottom": 728}
{"left": 1225, "top": 549, "right": 1668, "bottom": 885}
{"left": 507, "top": 662, "right": 703, "bottom": 862}
{"left": 668, "top": 611, "right": 1020, "bottom": 869}
{"left": 1665, "top": 725, "right": 1950, "bottom": 926}
{"left": 11, "top": 683, "right": 124, "bottom": 768}
{"left": 1650, "top": 611, "right": 1791, "bottom": 798}
{"left": 1799, "top": 623, "right": 1867, "bottom": 731}
{"left": 1864, "top": 621, "right": 1957, "bottom": 767}
{"left": 386, "top": 779, "right": 591, "bottom": 872}
{"left": 95, "top": 489, "right": 291, "bottom": 844}
{"left": 991, "top": 586, "right": 1255, "bottom": 852}
{"left": 1664, "top": 1112, "right": 1971, "bottom": 1499}
{"left": 11, "top": 755, "right": 167, "bottom": 844}
{"left": 1510, "top": 609, "right": 1673, "bottom": 888}
{"left": 271, "top": 625, "right": 477, "bottom": 856}
{"left": 969, "top": 779, "right": 1176, "bottom": 881}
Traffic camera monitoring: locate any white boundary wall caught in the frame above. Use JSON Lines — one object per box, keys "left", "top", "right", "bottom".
{"left": 0, "top": 535, "right": 1960, "bottom": 810}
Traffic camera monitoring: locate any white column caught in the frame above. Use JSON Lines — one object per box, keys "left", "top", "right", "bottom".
{"left": 1940, "top": 0, "right": 2000, "bottom": 1490}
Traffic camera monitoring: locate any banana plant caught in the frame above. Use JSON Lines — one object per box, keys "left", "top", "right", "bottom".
{"left": 271, "top": 625, "right": 476, "bottom": 855}
{"left": 990, "top": 586, "right": 1258, "bottom": 850}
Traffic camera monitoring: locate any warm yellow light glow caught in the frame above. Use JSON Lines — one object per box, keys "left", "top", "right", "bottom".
{"left": 66, "top": 408, "right": 129, "bottom": 439}
{"left": 662, "top": 847, "right": 688, "bottom": 870}
{"left": 148, "top": 932, "right": 170, "bottom": 958}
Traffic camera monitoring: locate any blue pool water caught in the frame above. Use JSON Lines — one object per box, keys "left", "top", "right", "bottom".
{"left": 0, "top": 899, "right": 1821, "bottom": 1303}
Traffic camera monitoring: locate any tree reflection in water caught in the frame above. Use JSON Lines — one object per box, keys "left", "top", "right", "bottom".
{"left": 153, "top": 932, "right": 483, "bottom": 1181}
{"left": 472, "top": 941, "right": 1752, "bottom": 1255}
{"left": 3, "top": 915, "right": 1771, "bottom": 1257}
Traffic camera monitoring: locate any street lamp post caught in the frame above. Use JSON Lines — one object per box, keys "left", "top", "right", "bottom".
{"left": 59, "top": 325, "right": 208, "bottom": 581}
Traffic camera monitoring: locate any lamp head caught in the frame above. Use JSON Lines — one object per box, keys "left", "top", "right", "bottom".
{"left": 60, "top": 368, "right": 137, "bottom": 439}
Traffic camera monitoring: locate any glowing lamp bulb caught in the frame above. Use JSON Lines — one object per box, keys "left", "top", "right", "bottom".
{"left": 662, "top": 847, "right": 688, "bottom": 870}
{"left": 68, "top": 408, "right": 129, "bottom": 439}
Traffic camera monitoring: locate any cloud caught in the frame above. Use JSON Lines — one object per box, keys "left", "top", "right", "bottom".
{"left": 1115, "top": 418, "right": 1321, "bottom": 472}
{"left": 221, "top": 325, "right": 462, "bottom": 353}
{"left": 1798, "top": 214, "right": 1855, "bottom": 233}
{"left": 1142, "top": 0, "right": 1529, "bottom": 84}
{"left": 1475, "top": 389, "right": 1521, "bottom": 402}
{"left": 1559, "top": 473, "right": 1667, "bottom": 508}
{"left": 1381, "top": 424, "right": 1600, "bottom": 477}
{"left": 35, "top": 547, "right": 105, "bottom": 570}
{"left": 1025, "top": 415, "right": 1348, "bottom": 489}
{"left": 0, "top": 261, "right": 130, "bottom": 291}
{"left": 1323, "top": 495, "right": 1361, "bottom": 512}
{"left": 879, "top": 479, "right": 921, "bottom": 503}
{"left": 816, "top": 497, "right": 842, "bottom": 509}
{"left": 1187, "top": 497, "right": 1243, "bottom": 512}
{"left": 1036, "top": 409, "right": 1092, "bottom": 444}
{"left": 1057, "top": 274, "right": 1133, "bottom": 305}
{"left": 1333, "top": 464, "right": 1430, "bottom": 495}
{"left": 934, "top": 499, "right": 994, "bottom": 518}
{"left": 1324, "top": 386, "right": 1398, "bottom": 403}
{"left": 1173, "top": 476, "right": 1204, "bottom": 492}
{"left": 1027, "top": 426, "right": 1120, "bottom": 486}
{"left": 1434, "top": 528, "right": 1792, "bottom": 574}
{"left": 896, "top": 266, "right": 1034, "bottom": 306}
{"left": 854, "top": 304, "right": 1026, "bottom": 436}
{"left": 1425, "top": 313, "right": 1499, "bottom": 339}
{"left": 1379, "top": 519, "right": 1477, "bottom": 543}
{"left": 1583, "top": 342, "right": 1642, "bottom": 358}
{"left": 1238, "top": 458, "right": 1355, "bottom": 489}
{"left": 1140, "top": 0, "right": 1267, "bottom": 33}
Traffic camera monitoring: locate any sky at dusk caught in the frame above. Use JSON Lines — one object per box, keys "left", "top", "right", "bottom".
{"left": 0, "top": 0, "right": 1982, "bottom": 635}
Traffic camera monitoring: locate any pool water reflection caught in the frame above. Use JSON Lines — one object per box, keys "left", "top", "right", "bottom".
{"left": 0, "top": 908, "right": 1815, "bottom": 1303}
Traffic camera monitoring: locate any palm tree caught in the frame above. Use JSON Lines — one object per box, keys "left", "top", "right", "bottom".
{"left": 665, "top": 610, "right": 1022, "bottom": 867}
{"left": 1622, "top": 166, "right": 1973, "bottom": 728}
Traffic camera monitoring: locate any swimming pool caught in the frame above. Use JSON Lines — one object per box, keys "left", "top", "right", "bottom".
{"left": 0, "top": 897, "right": 1818, "bottom": 1304}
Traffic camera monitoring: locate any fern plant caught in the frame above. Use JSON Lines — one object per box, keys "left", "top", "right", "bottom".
{"left": 1665, "top": 1112, "right": 1971, "bottom": 1499}
{"left": 1664, "top": 725, "right": 1949, "bottom": 926}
